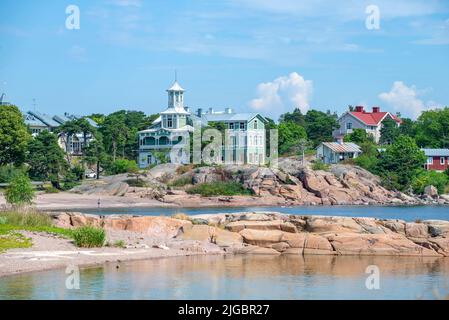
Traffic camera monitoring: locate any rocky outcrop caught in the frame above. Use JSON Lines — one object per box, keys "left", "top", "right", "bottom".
{"left": 52, "top": 211, "right": 449, "bottom": 257}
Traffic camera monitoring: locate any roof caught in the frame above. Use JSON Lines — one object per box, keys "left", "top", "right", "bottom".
{"left": 202, "top": 112, "right": 264, "bottom": 123}
{"left": 421, "top": 149, "right": 449, "bottom": 157}
{"left": 349, "top": 111, "right": 402, "bottom": 126}
{"left": 167, "top": 81, "right": 185, "bottom": 92}
{"left": 160, "top": 107, "right": 190, "bottom": 115}
{"left": 320, "top": 142, "right": 362, "bottom": 153}
{"left": 24, "top": 114, "right": 47, "bottom": 127}
{"left": 28, "top": 111, "right": 60, "bottom": 127}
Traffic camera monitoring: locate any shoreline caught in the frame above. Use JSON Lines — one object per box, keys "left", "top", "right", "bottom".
{"left": 2, "top": 192, "right": 449, "bottom": 212}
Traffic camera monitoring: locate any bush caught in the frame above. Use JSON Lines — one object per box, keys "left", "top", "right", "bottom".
{"left": 72, "top": 226, "right": 105, "bottom": 248}
{"left": 0, "top": 165, "right": 25, "bottom": 183}
{"left": 124, "top": 178, "right": 148, "bottom": 188}
{"left": 44, "top": 186, "right": 60, "bottom": 194}
{"left": 354, "top": 155, "right": 379, "bottom": 172}
{"left": 5, "top": 173, "right": 35, "bottom": 206}
{"left": 107, "top": 159, "right": 138, "bottom": 175}
{"left": 311, "top": 160, "right": 330, "bottom": 171}
{"left": 60, "top": 181, "right": 80, "bottom": 191}
{"left": 411, "top": 170, "right": 449, "bottom": 195}
{"left": 71, "top": 165, "right": 85, "bottom": 181}
{"left": 176, "top": 165, "right": 194, "bottom": 175}
{"left": 168, "top": 176, "right": 193, "bottom": 187}
{"left": 187, "top": 181, "right": 253, "bottom": 197}
{"left": 113, "top": 240, "right": 126, "bottom": 248}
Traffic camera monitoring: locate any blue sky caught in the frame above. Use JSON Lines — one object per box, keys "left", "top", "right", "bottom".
{"left": 1, "top": 0, "right": 448, "bottom": 120}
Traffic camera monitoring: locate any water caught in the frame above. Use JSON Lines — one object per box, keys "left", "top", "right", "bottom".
{"left": 79, "top": 205, "right": 449, "bottom": 222}
{"left": 1, "top": 255, "right": 448, "bottom": 300}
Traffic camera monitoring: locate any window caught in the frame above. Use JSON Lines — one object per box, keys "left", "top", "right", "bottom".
{"left": 240, "top": 122, "right": 245, "bottom": 130}
{"left": 346, "top": 122, "right": 352, "bottom": 130}
{"left": 229, "top": 123, "right": 234, "bottom": 129}
{"left": 427, "top": 157, "right": 433, "bottom": 165}
{"left": 441, "top": 157, "right": 445, "bottom": 165}
{"left": 254, "top": 120, "right": 258, "bottom": 129}
{"left": 167, "top": 116, "right": 173, "bottom": 128}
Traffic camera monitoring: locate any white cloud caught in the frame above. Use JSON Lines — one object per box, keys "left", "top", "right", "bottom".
{"left": 250, "top": 72, "right": 313, "bottom": 118}
{"left": 378, "top": 81, "right": 440, "bottom": 118}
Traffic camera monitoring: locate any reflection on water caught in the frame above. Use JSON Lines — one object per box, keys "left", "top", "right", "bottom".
{"left": 1, "top": 255, "right": 448, "bottom": 300}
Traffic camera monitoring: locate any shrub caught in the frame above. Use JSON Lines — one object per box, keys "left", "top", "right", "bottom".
{"left": 186, "top": 181, "right": 253, "bottom": 197}
{"left": 311, "top": 160, "right": 330, "bottom": 171}
{"left": 61, "top": 181, "right": 80, "bottom": 191}
{"left": 71, "top": 165, "right": 85, "bottom": 181}
{"left": 72, "top": 226, "right": 105, "bottom": 248}
{"left": 44, "top": 186, "right": 60, "bottom": 194}
{"left": 354, "top": 155, "right": 379, "bottom": 172}
{"left": 108, "top": 159, "right": 139, "bottom": 175}
{"left": 176, "top": 165, "right": 194, "bottom": 175}
{"left": 5, "top": 173, "right": 35, "bottom": 206}
{"left": 113, "top": 240, "right": 126, "bottom": 248}
{"left": 0, "top": 165, "right": 25, "bottom": 183}
{"left": 411, "top": 170, "right": 449, "bottom": 195}
{"left": 168, "top": 176, "right": 193, "bottom": 187}
{"left": 124, "top": 178, "right": 148, "bottom": 188}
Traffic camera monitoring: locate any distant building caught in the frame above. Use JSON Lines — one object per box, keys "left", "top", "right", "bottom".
{"left": 22, "top": 110, "right": 97, "bottom": 155}
{"left": 137, "top": 79, "right": 267, "bottom": 168}
{"left": 334, "top": 106, "right": 402, "bottom": 143}
{"left": 316, "top": 138, "right": 362, "bottom": 164}
{"left": 422, "top": 149, "right": 449, "bottom": 172}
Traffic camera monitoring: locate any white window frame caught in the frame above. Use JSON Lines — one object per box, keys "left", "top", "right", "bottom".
{"left": 427, "top": 157, "right": 433, "bottom": 165}
{"left": 441, "top": 157, "right": 445, "bottom": 165}
{"left": 346, "top": 122, "right": 352, "bottom": 130}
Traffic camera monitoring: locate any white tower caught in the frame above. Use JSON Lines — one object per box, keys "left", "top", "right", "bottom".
{"left": 167, "top": 78, "right": 185, "bottom": 111}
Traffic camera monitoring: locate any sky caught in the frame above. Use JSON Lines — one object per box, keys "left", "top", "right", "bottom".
{"left": 1, "top": 0, "right": 448, "bottom": 121}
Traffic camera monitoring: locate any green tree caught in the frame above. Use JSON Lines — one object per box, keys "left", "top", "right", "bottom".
{"left": 0, "top": 105, "right": 31, "bottom": 166}
{"left": 278, "top": 121, "right": 307, "bottom": 155}
{"left": 5, "top": 173, "right": 35, "bottom": 206}
{"left": 344, "top": 128, "right": 374, "bottom": 144}
{"left": 304, "top": 110, "right": 339, "bottom": 146}
{"left": 377, "top": 135, "right": 426, "bottom": 191}
{"left": 84, "top": 134, "right": 107, "bottom": 180}
{"left": 398, "top": 118, "right": 416, "bottom": 137}
{"left": 279, "top": 108, "right": 306, "bottom": 127}
{"left": 415, "top": 107, "right": 449, "bottom": 148}
{"left": 380, "top": 117, "right": 400, "bottom": 145}
{"left": 27, "top": 131, "right": 68, "bottom": 188}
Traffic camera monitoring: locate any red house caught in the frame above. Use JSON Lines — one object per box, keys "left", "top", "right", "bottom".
{"left": 422, "top": 149, "right": 449, "bottom": 171}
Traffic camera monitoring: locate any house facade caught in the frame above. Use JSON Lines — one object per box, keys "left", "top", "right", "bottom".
{"left": 137, "top": 80, "right": 267, "bottom": 168}
{"left": 316, "top": 141, "right": 361, "bottom": 164}
{"left": 22, "top": 110, "right": 97, "bottom": 155}
{"left": 422, "top": 149, "right": 449, "bottom": 172}
{"left": 334, "top": 106, "right": 402, "bottom": 143}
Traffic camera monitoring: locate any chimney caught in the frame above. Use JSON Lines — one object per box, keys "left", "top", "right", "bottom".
{"left": 197, "top": 108, "right": 203, "bottom": 117}
{"left": 209, "top": 107, "right": 214, "bottom": 114}
{"left": 372, "top": 106, "right": 380, "bottom": 113}
{"left": 355, "top": 106, "right": 364, "bottom": 112}
{"left": 335, "top": 135, "right": 344, "bottom": 144}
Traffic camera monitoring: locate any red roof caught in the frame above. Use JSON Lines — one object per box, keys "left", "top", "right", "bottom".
{"left": 350, "top": 111, "right": 402, "bottom": 126}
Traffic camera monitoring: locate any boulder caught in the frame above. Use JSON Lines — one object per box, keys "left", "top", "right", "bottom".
{"left": 180, "top": 225, "right": 243, "bottom": 247}
{"left": 405, "top": 222, "right": 429, "bottom": 238}
{"left": 327, "top": 233, "right": 440, "bottom": 256}
{"left": 239, "top": 229, "right": 284, "bottom": 247}
{"left": 379, "top": 220, "right": 406, "bottom": 235}
{"left": 303, "top": 234, "right": 335, "bottom": 255}
{"left": 225, "top": 220, "right": 297, "bottom": 233}
{"left": 304, "top": 216, "right": 364, "bottom": 234}
{"left": 70, "top": 213, "right": 102, "bottom": 228}
{"left": 424, "top": 185, "right": 438, "bottom": 198}
{"left": 423, "top": 220, "right": 449, "bottom": 237}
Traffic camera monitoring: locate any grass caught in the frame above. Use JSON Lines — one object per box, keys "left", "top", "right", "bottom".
{"left": 0, "top": 211, "right": 74, "bottom": 252}
{"left": 311, "top": 160, "right": 330, "bottom": 171}
{"left": 0, "top": 231, "right": 32, "bottom": 253}
{"left": 171, "top": 213, "right": 191, "bottom": 221}
{"left": 186, "top": 181, "right": 253, "bottom": 197}
{"left": 72, "top": 226, "right": 105, "bottom": 248}
{"left": 113, "top": 240, "right": 126, "bottom": 248}
{"left": 167, "top": 176, "right": 193, "bottom": 187}
{"left": 125, "top": 178, "right": 149, "bottom": 188}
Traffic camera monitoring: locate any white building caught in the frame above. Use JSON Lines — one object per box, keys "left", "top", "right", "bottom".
{"left": 334, "top": 106, "right": 402, "bottom": 143}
